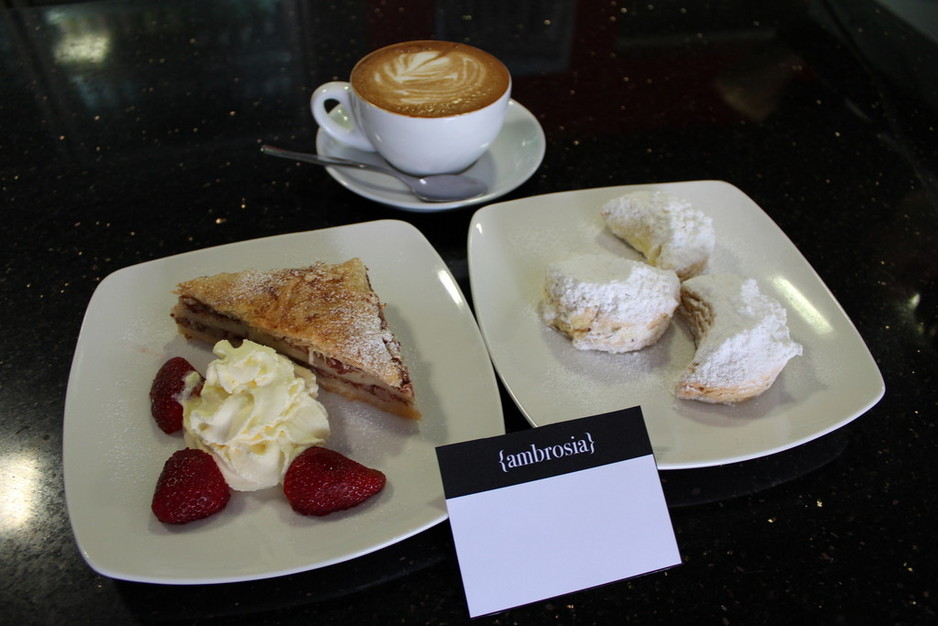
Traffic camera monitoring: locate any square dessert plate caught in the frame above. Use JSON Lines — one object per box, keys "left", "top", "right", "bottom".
{"left": 468, "top": 181, "right": 884, "bottom": 469}
{"left": 64, "top": 220, "right": 503, "bottom": 584}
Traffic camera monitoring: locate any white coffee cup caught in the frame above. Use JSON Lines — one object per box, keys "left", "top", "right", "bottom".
{"left": 311, "top": 40, "right": 511, "bottom": 176}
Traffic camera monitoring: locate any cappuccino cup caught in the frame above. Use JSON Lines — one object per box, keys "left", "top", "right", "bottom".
{"left": 311, "top": 40, "right": 511, "bottom": 176}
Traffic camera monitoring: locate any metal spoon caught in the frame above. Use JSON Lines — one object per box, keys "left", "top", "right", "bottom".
{"left": 260, "top": 145, "right": 488, "bottom": 203}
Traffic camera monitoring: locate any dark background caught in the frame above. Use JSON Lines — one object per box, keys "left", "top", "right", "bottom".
{"left": 1, "top": 1, "right": 936, "bottom": 623}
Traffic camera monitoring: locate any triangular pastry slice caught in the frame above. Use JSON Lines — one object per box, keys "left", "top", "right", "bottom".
{"left": 171, "top": 258, "right": 419, "bottom": 419}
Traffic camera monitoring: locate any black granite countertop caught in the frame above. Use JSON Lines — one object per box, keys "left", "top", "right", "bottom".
{"left": 2, "top": 1, "right": 936, "bottom": 624}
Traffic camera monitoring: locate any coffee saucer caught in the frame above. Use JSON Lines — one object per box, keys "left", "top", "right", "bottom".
{"left": 315, "top": 99, "right": 545, "bottom": 212}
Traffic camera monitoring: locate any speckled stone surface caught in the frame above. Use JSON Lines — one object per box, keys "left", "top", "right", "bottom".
{"left": 1, "top": 1, "right": 936, "bottom": 624}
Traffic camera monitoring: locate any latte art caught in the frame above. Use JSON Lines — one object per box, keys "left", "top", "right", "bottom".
{"left": 369, "top": 50, "right": 493, "bottom": 110}
{"left": 352, "top": 41, "right": 510, "bottom": 118}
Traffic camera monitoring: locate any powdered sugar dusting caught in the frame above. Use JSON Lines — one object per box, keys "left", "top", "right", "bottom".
{"left": 678, "top": 273, "right": 802, "bottom": 400}
{"left": 540, "top": 253, "right": 680, "bottom": 353}
{"left": 601, "top": 190, "right": 715, "bottom": 280}
{"left": 177, "top": 260, "right": 405, "bottom": 386}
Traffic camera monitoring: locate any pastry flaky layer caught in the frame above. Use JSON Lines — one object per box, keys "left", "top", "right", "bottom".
{"left": 171, "top": 258, "right": 419, "bottom": 419}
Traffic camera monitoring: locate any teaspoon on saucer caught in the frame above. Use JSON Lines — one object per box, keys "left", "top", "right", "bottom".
{"left": 260, "top": 144, "right": 489, "bottom": 203}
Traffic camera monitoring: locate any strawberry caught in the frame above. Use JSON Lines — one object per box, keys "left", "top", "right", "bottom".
{"left": 151, "top": 448, "right": 230, "bottom": 524}
{"left": 150, "top": 357, "right": 202, "bottom": 434}
{"left": 283, "top": 447, "right": 386, "bottom": 517}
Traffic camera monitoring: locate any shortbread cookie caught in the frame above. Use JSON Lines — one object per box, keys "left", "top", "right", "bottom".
{"left": 601, "top": 190, "right": 715, "bottom": 280}
{"left": 540, "top": 253, "right": 680, "bottom": 353}
{"left": 676, "top": 273, "right": 802, "bottom": 403}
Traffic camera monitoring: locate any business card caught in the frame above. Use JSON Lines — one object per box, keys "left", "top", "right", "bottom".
{"left": 436, "top": 407, "right": 681, "bottom": 617}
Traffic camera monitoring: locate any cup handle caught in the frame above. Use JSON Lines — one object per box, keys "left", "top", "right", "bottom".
{"left": 310, "top": 82, "right": 376, "bottom": 152}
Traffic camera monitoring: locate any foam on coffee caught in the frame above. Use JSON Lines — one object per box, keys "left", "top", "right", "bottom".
{"left": 351, "top": 41, "right": 510, "bottom": 118}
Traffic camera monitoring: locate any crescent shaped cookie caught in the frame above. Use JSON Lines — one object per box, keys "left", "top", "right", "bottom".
{"left": 540, "top": 253, "right": 680, "bottom": 353}
{"left": 601, "top": 190, "right": 715, "bottom": 280}
{"left": 676, "top": 273, "right": 802, "bottom": 403}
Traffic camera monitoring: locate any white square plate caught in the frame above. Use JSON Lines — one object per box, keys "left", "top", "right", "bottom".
{"left": 64, "top": 220, "right": 503, "bottom": 584}
{"left": 468, "top": 181, "right": 884, "bottom": 469}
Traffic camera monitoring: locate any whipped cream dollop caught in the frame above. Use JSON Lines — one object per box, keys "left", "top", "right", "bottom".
{"left": 183, "top": 339, "right": 330, "bottom": 491}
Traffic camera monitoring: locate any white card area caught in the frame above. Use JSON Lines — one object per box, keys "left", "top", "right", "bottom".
{"left": 446, "top": 454, "right": 680, "bottom": 617}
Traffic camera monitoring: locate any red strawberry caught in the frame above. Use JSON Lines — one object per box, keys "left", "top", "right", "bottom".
{"left": 283, "top": 447, "right": 386, "bottom": 517}
{"left": 150, "top": 357, "right": 202, "bottom": 434}
{"left": 151, "top": 448, "right": 230, "bottom": 524}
